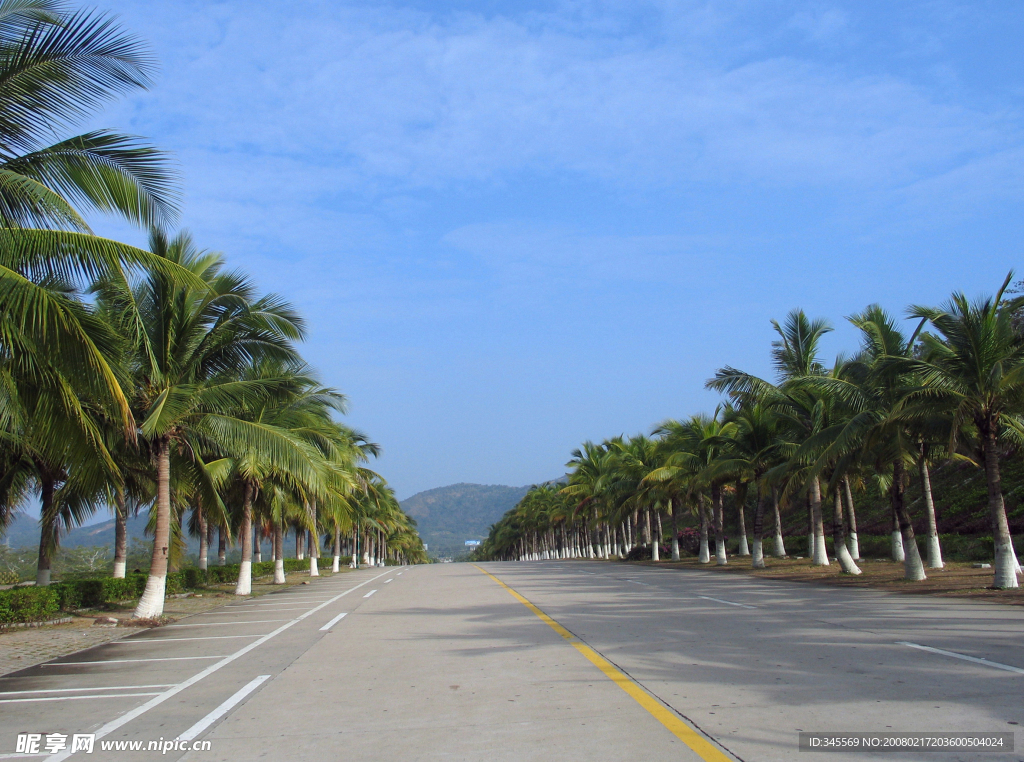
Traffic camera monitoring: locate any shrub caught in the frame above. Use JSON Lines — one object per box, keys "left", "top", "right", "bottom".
{"left": 0, "top": 586, "right": 60, "bottom": 623}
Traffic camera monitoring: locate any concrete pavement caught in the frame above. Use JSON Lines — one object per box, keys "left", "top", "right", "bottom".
{"left": 1, "top": 561, "right": 1021, "bottom": 761}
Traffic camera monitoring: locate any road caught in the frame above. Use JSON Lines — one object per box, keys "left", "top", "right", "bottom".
{"left": 1, "top": 562, "right": 1021, "bottom": 761}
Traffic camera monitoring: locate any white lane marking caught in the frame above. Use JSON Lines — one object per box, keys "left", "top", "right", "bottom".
{"left": 897, "top": 641, "right": 1024, "bottom": 675}
{"left": 363, "top": 589, "right": 377, "bottom": 598}
{"left": 45, "top": 569, "right": 392, "bottom": 762}
{"left": 0, "top": 684, "right": 174, "bottom": 696}
{"left": 176, "top": 674, "right": 271, "bottom": 742}
{"left": 112, "top": 635, "right": 262, "bottom": 643}
{"left": 384, "top": 579, "right": 393, "bottom": 584}
{"left": 319, "top": 612, "right": 347, "bottom": 631}
{"left": 0, "top": 692, "right": 161, "bottom": 704}
{"left": 44, "top": 656, "right": 227, "bottom": 666}
{"left": 164, "top": 619, "right": 292, "bottom": 628}
{"left": 200, "top": 607, "right": 310, "bottom": 614}
{"left": 697, "top": 595, "right": 756, "bottom": 609}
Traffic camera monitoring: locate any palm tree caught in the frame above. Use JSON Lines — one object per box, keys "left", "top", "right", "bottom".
{"left": 110, "top": 230, "right": 317, "bottom": 617}
{"left": 895, "top": 275, "right": 1024, "bottom": 589}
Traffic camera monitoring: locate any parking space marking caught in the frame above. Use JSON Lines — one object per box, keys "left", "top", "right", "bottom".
{"left": 112, "top": 635, "right": 262, "bottom": 644}
{"left": 164, "top": 619, "right": 292, "bottom": 628}
{"left": 0, "top": 684, "right": 174, "bottom": 696}
{"left": 45, "top": 568, "right": 392, "bottom": 762}
{"left": 0, "top": 692, "right": 162, "bottom": 704}
{"left": 44, "top": 656, "right": 227, "bottom": 666}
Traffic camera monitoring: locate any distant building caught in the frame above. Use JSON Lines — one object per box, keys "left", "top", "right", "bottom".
{"left": 465, "top": 540, "right": 481, "bottom": 547}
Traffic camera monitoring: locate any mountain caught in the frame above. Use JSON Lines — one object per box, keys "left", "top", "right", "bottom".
{"left": 400, "top": 482, "right": 531, "bottom": 557}
{"left": 2, "top": 512, "right": 152, "bottom": 549}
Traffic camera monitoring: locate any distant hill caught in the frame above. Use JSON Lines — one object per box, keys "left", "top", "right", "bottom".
{"left": 401, "top": 483, "right": 531, "bottom": 557}
{"left": 2, "top": 512, "right": 152, "bottom": 549}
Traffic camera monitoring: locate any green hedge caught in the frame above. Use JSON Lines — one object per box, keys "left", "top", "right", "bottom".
{"left": 0, "top": 556, "right": 350, "bottom": 623}
{"left": 0, "top": 586, "right": 60, "bottom": 624}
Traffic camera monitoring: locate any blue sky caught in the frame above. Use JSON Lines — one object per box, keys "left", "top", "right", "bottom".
{"left": 86, "top": 0, "right": 1023, "bottom": 500}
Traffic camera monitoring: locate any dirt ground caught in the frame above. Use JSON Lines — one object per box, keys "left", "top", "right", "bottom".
{"left": 629, "top": 555, "right": 1024, "bottom": 605}
{"left": 0, "top": 567, "right": 353, "bottom": 676}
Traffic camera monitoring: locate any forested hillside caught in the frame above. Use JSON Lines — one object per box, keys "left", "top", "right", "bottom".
{"left": 401, "top": 483, "right": 531, "bottom": 556}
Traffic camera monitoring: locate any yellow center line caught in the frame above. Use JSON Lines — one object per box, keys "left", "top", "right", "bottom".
{"left": 475, "top": 565, "right": 734, "bottom": 762}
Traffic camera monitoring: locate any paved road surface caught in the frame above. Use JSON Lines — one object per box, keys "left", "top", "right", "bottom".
{"left": 1, "top": 562, "right": 1021, "bottom": 761}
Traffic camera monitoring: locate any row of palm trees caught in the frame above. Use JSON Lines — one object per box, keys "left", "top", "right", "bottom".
{"left": 477, "top": 284, "right": 1024, "bottom": 589}
{"left": 0, "top": 1, "right": 424, "bottom": 618}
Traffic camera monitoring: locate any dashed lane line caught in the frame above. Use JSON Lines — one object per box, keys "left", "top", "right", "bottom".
{"left": 319, "top": 612, "right": 347, "bottom": 631}
{"left": 696, "top": 596, "right": 756, "bottom": 609}
{"left": 45, "top": 569, "right": 392, "bottom": 762}
{"left": 897, "top": 641, "right": 1024, "bottom": 675}
{"left": 176, "top": 674, "right": 271, "bottom": 742}
{"left": 363, "top": 589, "right": 377, "bottom": 598}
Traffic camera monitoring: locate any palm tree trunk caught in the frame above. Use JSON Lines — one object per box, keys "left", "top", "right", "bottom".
{"left": 296, "top": 526, "right": 304, "bottom": 561}
{"left": 332, "top": 526, "right": 341, "bottom": 572}
{"left": 735, "top": 483, "right": 750, "bottom": 556}
{"left": 273, "top": 520, "right": 286, "bottom": 584}
{"left": 808, "top": 479, "right": 829, "bottom": 566}
{"left": 670, "top": 499, "right": 680, "bottom": 561}
{"left": 891, "top": 459, "right": 925, "bottom": 581}
{"left": 890, "top": 505, "right": 905, "bottom": 562}
{"left": 751, "top": 486, "right": 766, "bottom": 569}
{"left": 832, "top": 488, "right": 861, "bottom": 574}
{"left": 197, "top": 507, "right": 209, "bottom": 572}
{"left": 351, "top": 527, "right": 359, "bottom": 568}
{"left": 772, "top": 487, "right": 785, "bottom": 557}
{"left": 712, "top": 484, "right": 727, "bottom": 565}
{"left": 919, "top": 449, "right": 943, "bottom": 569}
{"left": 698, "top": 496, "right": 710, "bottom": 564}
{"left": 217, "top": 526, "right": 227, "bottom": 566}
{"left": 113, "top": 491, "right": 128, "bottom": 578}
{"left": 652, "top": 511, "right": 661, "bottom": 561}
{"left": 205, "top": 519, "right": 215, "bottom": 569}
{"left": 981, "top": 420, "right": 1020, "bottom": 588}
{"left": 135, "top": 436, "right": 171, "bottom": 618}
{"left": 35, "top": 476, "right": 57, "bottom": 586}
{"left": 842, "top": 477, "right": 859, "bottom": 560}
{"left": 253, "top": 523, "right": 261, "bottom": 563}
{"left": 234, "top": 482, "right": 255, "bottom": 595}
{"left": 308, "top": 501, "right": 319, "bottom": 576}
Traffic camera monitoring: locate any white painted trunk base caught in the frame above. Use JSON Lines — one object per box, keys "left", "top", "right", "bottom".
{"left": 198, "top": 556, "right": 208, "bottom": 571}
{"left": 234, "top": 561, "right": 252, "bottom": 596}
{"left": 891, "top": 531, "right": 905, "bottom": 562}
{"left": 332, "top": 555, "right": 340, "bottom": 573}
{"left": 652, "top": 543, "right": 660, "bottom": 561}
{"left": 112, "top": 561, "right": 126, "bottom": 579}
{"left": 847, "top": 532, "right": 860, "bottom": 561}
{"left": 309, "top": 558, "right": 319, "bottom": 577}
{"left": 35, "top": 568, "right": 51, "bottom": 586}
{"left": 903, "top": 538, "right": 927, "bottom": 581}
{"left": 812, "top": 533, "right": 829, "bottom": 566}
{"left": 134, "top": 574, "right": 167, "bottom": 619}
{"left": 715, "top": 539, "right": 727, "bottom": 566}
{"left": 994, "top": 540, "right": 1020, "bottom": 589}
{"left": 926, "top": 534, "right": 944, "bottom": 569}
{"left": 273, "top": 559, "right": 286, "bottom": 584}
{"left": 737, "top": 535, "right": 750, "bottom": 556}
{"left": 671, "top": 537, "right": 680, "bottom": 561}
{"left": 751, "top": 539, "right": 765, "bottom": 569}
{"left": 698, "top": 539, "right": 710, "bottom": 564}
{"left": 773, "top": 533, "right": 786, "bottom": 558}
{"left": 835, "top": 543, "right": 861, "bottom": 575}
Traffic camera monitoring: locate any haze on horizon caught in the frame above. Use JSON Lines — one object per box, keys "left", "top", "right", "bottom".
{"left": 85, "top": 1, "right": 1024, "bottom": 501}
